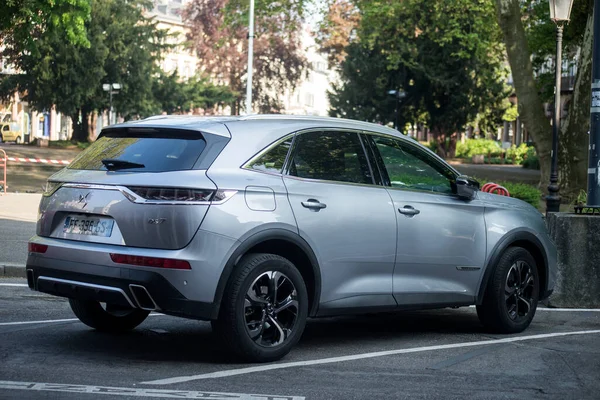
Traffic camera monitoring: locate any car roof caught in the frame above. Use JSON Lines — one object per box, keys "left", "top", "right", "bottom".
{"left": 113, "top": 114, "right": 399, "bottom": 137}
{"left": 109, "top": 114, "right": 458, "bottom": 175}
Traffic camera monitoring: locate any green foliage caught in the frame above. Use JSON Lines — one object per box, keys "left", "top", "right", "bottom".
{"left": 151, "top": 72, "right": 235, "bottom": 115}
{"left": 456, "top": 139, "right": 501, "bottom": 158}
{"left": 498, "top": 182, "right": 541, "bottom": 208}
{"left": 0, "top": 0, "right": 91, "bottom": 57}
{"left": 1, "top": 0, "right": 170, "bottom": 141}
{"left": 327, "top": 0, "right": 508, "bottom": 157}
{"left": 522, "top": 146, "right": 540, "bottom": 170}
{"left": 502, "top": 101, "right": 518, "bottom": 122}
{"left": 524, "top": 0, "right": 591, "bottom": 102}
{"left": 506, "top": 143, "right": 529, "bottom": 165}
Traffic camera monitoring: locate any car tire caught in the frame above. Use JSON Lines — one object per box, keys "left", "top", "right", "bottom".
{"left": 69, "top": 299, "right": 150, "bottom": 332}
{"left": 477, "top": 247, "right": 539, "bottom": 333}
{"left": 212, "top": 253, "right": 308, "bottom": 363}
{"left": 15, "top": 136, "right": 21, "bottom": 144}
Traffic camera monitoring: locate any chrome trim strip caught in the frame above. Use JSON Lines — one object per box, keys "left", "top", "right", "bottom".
{"left": 37, "top": 276, "right": 136, "bottom": 308}
{"left": 61, "top": 183, "right": 236, "bottom": 205}
{"left": 128, "top": 284, "right": 159, "bottom": 311}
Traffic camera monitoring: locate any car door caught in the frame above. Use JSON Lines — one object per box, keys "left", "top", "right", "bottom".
{"left": 282, "top": 129, "right": 397, "bottom": 314}
{"left": 364, "top": 133, "right": 487, "bottom": 307}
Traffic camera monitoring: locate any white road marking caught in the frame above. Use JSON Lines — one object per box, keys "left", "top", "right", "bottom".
{"left": 537, "top": 307, "right": 600, "bottom": 312}
{"left": 143, "top": 329, "right": 600, "bottom": 385}
{"left": 0, "top": 313, "right": 164, "bottom": 327}
{"left": 0, "top": 283, "right": 28, "bottom": 287}
{"left": 467, "top": 305, "right": 600, "bottom": 312}
{"left": 0, "top": 318, "right": 78, "bottom": 326}
{"left": 0, "top": 381, "right": 304, "bottom": 400}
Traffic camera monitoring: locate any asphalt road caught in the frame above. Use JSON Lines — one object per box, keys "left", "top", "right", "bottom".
{"left": 1, "top": 278, "right": 599, "bottom": 400}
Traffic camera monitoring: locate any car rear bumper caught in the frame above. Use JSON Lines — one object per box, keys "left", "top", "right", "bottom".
{"left": 26, "top": 232, "right": 239, "bottom": 320}
{"left": 26, "top": 263, "right": 219, "bottom": 320}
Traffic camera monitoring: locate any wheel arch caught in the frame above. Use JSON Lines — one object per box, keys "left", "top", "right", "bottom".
{"left": 213, "top": 229, "right": 321, "bottom": 318}
{"left": 476, "top": 230, "right": 549, "bottom": 305}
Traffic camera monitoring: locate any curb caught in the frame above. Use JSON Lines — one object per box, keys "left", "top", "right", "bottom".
{"left": 0, "top": 264, "right": 26, "bottom": 278}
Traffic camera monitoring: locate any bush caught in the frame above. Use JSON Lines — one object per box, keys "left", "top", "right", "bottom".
{"left": 506, "top": 143, "right": 529, "bottom": 165}
{"left": 497, "top": 182, "right": 541, "bottom": 208}
{"left": 522, "top": 146, "right": 539, "bottom": 170}
{"left": 456, "top": 139, "right": 501, "bottom": 158}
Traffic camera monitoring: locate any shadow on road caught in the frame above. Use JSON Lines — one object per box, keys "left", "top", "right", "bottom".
{"left": 35, "top": 309, "right": 483, "bottom": 365}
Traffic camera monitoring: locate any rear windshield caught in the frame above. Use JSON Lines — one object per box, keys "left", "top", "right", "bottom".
{"left": 68, "top": 128, "right": 206, "bottom": 172}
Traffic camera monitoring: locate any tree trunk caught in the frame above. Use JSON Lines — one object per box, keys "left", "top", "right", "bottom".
{"left": 495, "top": 0, "right": 552, "bottom": 191}
{"left": 433, "top": 127, "right": 457, "bottom": 159}
{"left": 559, "top": 8, "right": 594, "bottom": 200}
{"left": 71, "top": 109, "right": 87, "bottom": 142}
{"left": 81, "top": 108, "right": 90, "bottom": 142}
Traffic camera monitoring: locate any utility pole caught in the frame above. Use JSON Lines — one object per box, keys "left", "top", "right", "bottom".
{"left": 587, "top": 0, "right": 600, "bottom": 209}
{"left": 245, "top": 0, "right": 255, "bottom": 115}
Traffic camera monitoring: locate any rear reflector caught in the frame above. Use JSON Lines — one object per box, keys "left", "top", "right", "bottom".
{"left": 110, "top": 253, "right": 191, "bottom": 270}
{"left": 28, "top": 243, "right": 48, "bottom": 254}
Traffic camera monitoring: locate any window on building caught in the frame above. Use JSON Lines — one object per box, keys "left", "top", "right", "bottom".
{"left": 304, "top": 93, "right": 314, "bottom": 107}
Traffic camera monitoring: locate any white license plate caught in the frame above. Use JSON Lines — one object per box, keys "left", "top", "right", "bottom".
{"left": 63, "top": 215, "right": 115, "bottom": 237}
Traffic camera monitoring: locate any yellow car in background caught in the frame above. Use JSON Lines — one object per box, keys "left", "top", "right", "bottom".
{"left": 0, "top": 122, "right": 22, "bottom": 144}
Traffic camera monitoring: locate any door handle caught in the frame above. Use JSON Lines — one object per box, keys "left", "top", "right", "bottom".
{"left": 301, "top": 199, "right": 327, "bottom": 210}
{"left": 398, "top": 205, "right": 420, "bottom": 216}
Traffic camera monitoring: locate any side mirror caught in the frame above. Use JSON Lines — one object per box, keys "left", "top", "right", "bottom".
{"left": 454, "top": 175, "right": 479, "bottom": 200}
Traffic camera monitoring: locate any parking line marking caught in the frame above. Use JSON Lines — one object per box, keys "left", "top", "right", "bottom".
{"left": 0, "top": 380, "right": 304, "bottom": 400}
{"left": 468, "top": 305, "right": 600, "bottom": 312}
{"left": 0, "top": 313, "right": 164, "bottom": 326}
{"left": 142, "top": 329, "right": 600, "bottom": 385}
{"left": 537, "top": 307, "right": 600, "bottom": 312}
{"left": 0, "top": 283, "right": 28, "bottom": 287}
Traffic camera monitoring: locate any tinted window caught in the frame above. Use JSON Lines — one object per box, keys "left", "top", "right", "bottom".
{"left": 372, "top": 136, "right": 454, "bottom": 194}
{"left": 288, "top": 131, "right": 372, "bottom": 184}
{"left": 248, "top": 138, "right": 292, "bottom": 173}
{"left": 68, "top": 130, "right": 206, "bottom": 172}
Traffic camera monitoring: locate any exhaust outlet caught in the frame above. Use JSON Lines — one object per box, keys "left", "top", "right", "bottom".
{"left": 129, "top": 284, "right": 158, "bottom": 311}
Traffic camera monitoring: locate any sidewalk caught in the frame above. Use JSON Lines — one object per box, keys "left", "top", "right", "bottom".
{"left": 0, "top": 193, "right": 41, "bottom": 278}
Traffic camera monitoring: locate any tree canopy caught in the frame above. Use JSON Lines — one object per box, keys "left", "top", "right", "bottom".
{"left": 183, "top": 0, "right": 308, "bottom": 114}
{"left": 0, "top": 0, "right": 234, "bottom": 142}
{"left": 0, "top": 0, "right": 91, "bottom": 56}
{"left": 326, "top": 0, "right": 509, "bottom": 158}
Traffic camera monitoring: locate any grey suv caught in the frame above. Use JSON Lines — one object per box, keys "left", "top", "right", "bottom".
{"left": 27, "top": 115, "right": 556, "bottom": 362}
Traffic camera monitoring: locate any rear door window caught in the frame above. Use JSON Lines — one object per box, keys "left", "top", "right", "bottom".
{"left": 287, "top": 130, "right": 373, "bottom": 185}
{"left": 68, "top": 128, "right": 206, "bottom": 172}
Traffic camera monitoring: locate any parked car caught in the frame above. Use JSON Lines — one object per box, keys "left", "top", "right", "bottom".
{"left": 0, "top": 122, "right": 22, "bottom": 143}
{"left": 27, "top": 115, "right": 556, "bottom": 362}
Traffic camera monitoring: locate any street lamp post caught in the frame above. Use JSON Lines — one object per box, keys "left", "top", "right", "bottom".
{"left": 245, "top": 0, "right": 255, "bottom": 115}
{"left": 546, "top": 0, "right": 574, "bottom": 214}
{"left": 102, "top": 83, "right": 121, "bottom": 125}
{"left": 387, "top": 90, "right": 406, "bottom": 131}
{"left": 585, "top": 0, "right": 600, "bottom": 210}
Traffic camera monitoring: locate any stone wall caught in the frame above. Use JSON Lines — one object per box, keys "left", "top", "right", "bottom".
{"left": 546, "top": 213, "right": 600, "bottom": 308}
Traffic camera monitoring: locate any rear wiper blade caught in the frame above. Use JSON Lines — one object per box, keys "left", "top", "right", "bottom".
{"left": 101, "top": 159, "right": 145, "bottom": 171}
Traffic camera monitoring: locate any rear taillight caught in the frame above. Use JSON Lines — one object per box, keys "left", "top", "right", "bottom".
{"left": 127, "top": 187, "right": 214, "bottom": 202}
{"left": 28, "top": 243, "right": 48, "bottom": 254}
{"left": 125, "top": 187, "right": 236, "bottom": 204}
{"left": 110, "top": 253, "right": 191, "bottom": 270}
